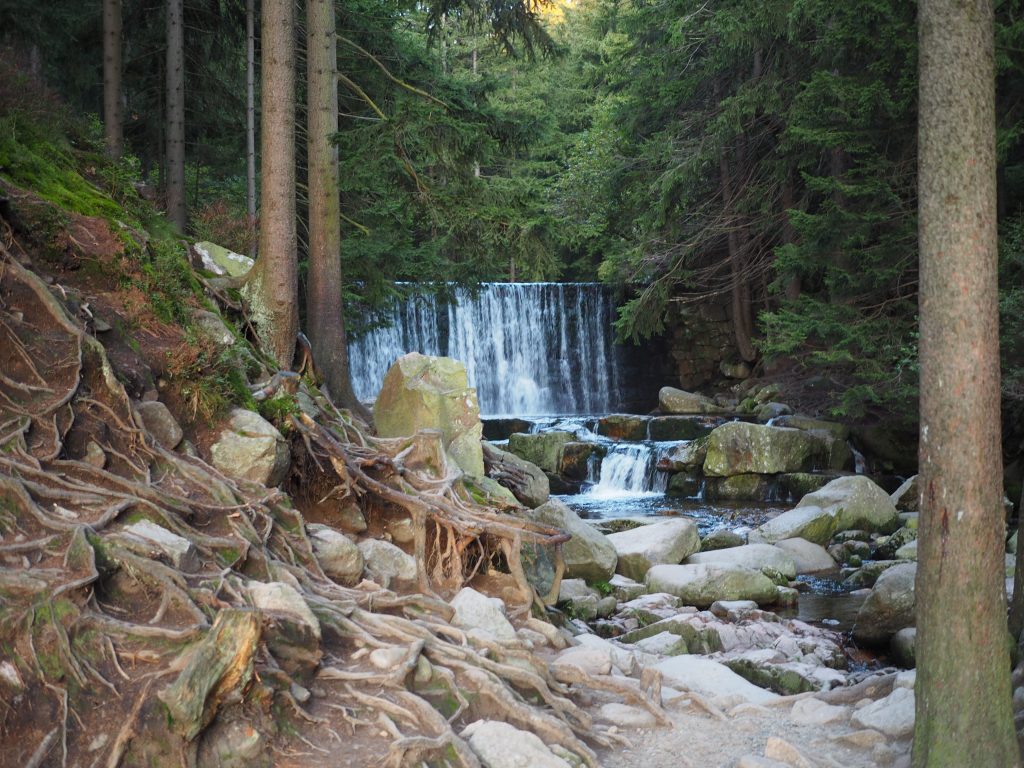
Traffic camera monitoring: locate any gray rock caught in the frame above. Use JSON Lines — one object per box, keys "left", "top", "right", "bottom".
{"left": 525, "top": 499, "right": 616, "bottom": 581}
{"left": 506, "top": 430, "right": 574, "bottom": 475}
{"left": 122, "top": 520, "right": 198, "bottom": 571}
{"left": 702, "top": 527, "right": 747, "bottom": 551}
{"left": 210, "top": 408, "right": 290, "bottom": 487}
{"left": 307, "top": 525, "right": 363, "bottom": 585}
{"left": 891, "top": 627, "right": 916, "bottom": 668}
{"left": 774, "top": 538, "right": 837, "bottom": 574}
{"left": 755, "top": 402, "right": 793, "bottom": 422}
{"left": 596, "top": 703, "right": 658, "bottom": 728}
{"left": 749, "top": 505, "right": 836, "bottom": 546}
{"left": 790, "top": 698, "right": 849, "bottom": 726}
{"left": 645, "top": 563, "right": 780, "bottom": 607}
{"left": 890, "top": 475, "right": 920, "bottom": 512}
{"left": 608, "top": 574, "right": 646, "bottom": 602}
{"left": 853, "top": 562, "right": 916, "bottom": 646}
{"left": 461, "top": 721, "right": 572, "bottom": 768}
{"left": 659, "top": 386, "right": 724, "bottom": 415}
{"left": 655, "top": 655, "right": 779, "bottom": 704}
{"left": 894, "top": 539, "right": 918, "bottom": 561}
{"left": 552, "top": 646, "right": 613, "bottom": 676}
{"left": 249, "top": 580, "right": 322, "bottom": 676}
{"left": 358, "top": 539, "right": 416, "bottom": 588}
{"left": 450, "top": 587, "right": 517, "bottom": 644}
{"left": 797, "top": 476, "right": 899, "bottom": 534}
{"left": 850, "top": 686, "right": 915, "bottom": 738}
{"left": 607, "top": 518, "right": 701, "bottom": 581}
{"left": 484, "top": 442, "right": 549, "bottom": 507}
{"left": 685, "top": 544, "right": 798, "bottom": 580}
{"left": 660, "top": 437, "right": 709, "bottom": 471}
{"left": 385, "top": 516, "right": 416, "bottom": 545}
{"left": 83, "top": 440, "right": 106, "bottom": 468}
{"left": 136, "top": 400, "right": 183, "bottom": 450}
{"left": 703, "top": 422, "right": 819, "bottom": 477}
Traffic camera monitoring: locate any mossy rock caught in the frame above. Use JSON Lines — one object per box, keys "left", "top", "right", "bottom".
{"left": 704, "top": 473, "right": 775, "bottom": 502}
{"left": 506, "top": 431, "right": 574, "bottom": 475}
{"left": 703, "top": 422, "right": 819, "bottom": 477}
{"left": 723, "top": 659, "right": 817, "bottom": 696}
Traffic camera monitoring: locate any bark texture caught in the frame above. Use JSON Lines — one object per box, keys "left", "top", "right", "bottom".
{"left": 914, "top": 0, "right": 1018, "bottom": 765}
{"left": 165, "top": 0, "right": 187, "bottom": 230}
{"left": 102, "top": 0, "right": 123, "bottom": 159}
{"left": 246, "top": 0, "right": 257, "bottom": 225}
{"left": 305, "top": 0, "right": 367, "bottom": 418}
{"left": 244, "top": 0, "right": 299, "bottom": 368}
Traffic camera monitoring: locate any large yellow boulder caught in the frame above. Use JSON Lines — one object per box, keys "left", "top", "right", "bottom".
{"left": 374, "top": 353, "right": 484, "bottom": 477}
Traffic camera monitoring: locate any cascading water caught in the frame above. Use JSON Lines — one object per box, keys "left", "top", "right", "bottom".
{"left": 348, "top": 283, "right": 621, "bottom": 416}
{"left": 588, "top": 443, "right": 671, "bottom": 498}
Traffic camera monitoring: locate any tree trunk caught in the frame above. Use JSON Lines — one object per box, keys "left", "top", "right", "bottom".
{"left": 305, "top": 0, "right": 368, "bottom": 420}
{"left": 165, "top": 0, "right": 187, "bottom": 230}
{"left": 243, "top": 0, "right": 298, "bottom": 369}
{"left": 102, "top": 0, "right": 123, "bottom": 159}
{"left": 246, "top": 0, "right": 257, "bottom": 227}
{"left": 914, "top": 0, "right": 1018, "bottom": 765}
{"left": 720, "top": 148, "right": 757, "bottom": 362}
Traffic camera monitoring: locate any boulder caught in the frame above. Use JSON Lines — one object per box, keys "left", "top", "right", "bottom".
{"left": 654, "top": 655, "right": 779, "bottom": 704}
{"left": 597, "top": 414, "right": 648, "bottom": 441}
{"left": 506, "top": 431, "right": 574, "bottom": 475}
{"left": 891, "top": 627, "right": 916, "bottom": 668}
{"left": 666, "top": 470, "right": 702, "bottom": 497}
{"left": 136, "top": 400, "right": 183, "bottom": 450}
{"left": 773, "top": 538, "right": 836, "bottom": 573}
{"left": 559, "top": 441, "right": 603, "bottom": 481}
{"left": 773, "top": 415, "right": 850, "bottom": 441}
{"left": 307, "top": 525, "right": 363, "bottom": 585}
{"left": 210, "top": 408, "right": 290, "bottom": 487}
{"left": 779, "top": 473, "right": 837, "bottom": 501}
{"left": 525, "top": 499, "right": 616, "bottom": 581}
{"left": 374, "top": 353, "right": 485, "bottom": 476}
{"left": 796, "top": 475, "right": 900, "bottom": 534}
{"left": 659, "top": 438, "right": 709, "bottom": 472}
{"left": 853, "top": 562, "right": 916, "bottom": 646}
{"left": 645, "top": 563, "right": 779, "bottom": 607}
{"left": 248, "top": 581, "right": 321, "bottom": 676}
{"left": 450, "top": 587, "right": 517, "bottom": 644}
{"left": 122, "top": 520, "right": 198, "bottom": 571}
{"left": 749, "top": 505, "right": 836, "bottom": 546}
{"left": 461, "top": 721, "right": 572, "bottom": 768}
{"left": 648, "top": 416, "right": 716, "bottom": 441}
{"left": 658, "top": 387, "right": 723, "bottom": 415}
{"left": 607, "top": 518, "right": 701, "bottom": 581}
{"left": 894, "top": 538, "right": 918, "bottom": 561}
{"left": 483, "top": 443, "right": 549, "bottom": 508}
{"left": 754, "top": 402, "right": 793, "bottom": 422}
{"left": 701, "top": 528, "right": 747, "bottom": 551}
{"left": 790, "top": 698, "right": 849, "bottom": 726}
{"left": 357, "top": 539, "right": 416, "bottom": 589}
{"left": 685, "top": 544, "right": 797, "bottom": 580}
{"left": 842, "top": 559, "right": 908, "bottom": 590}
{"left": 703, "top": 422, "right": 818, "bottom": 477}
{"left": 850, "top": 686, "right": 915, "bottom": 738}
{"left": 193, "top": 241, "right": 254, "bottom": 277}
{"left": 704, "top": 474, "right": 776, "bottom": 502}
{"left": 890, "top": 475, "right": 920, "bottom": 512}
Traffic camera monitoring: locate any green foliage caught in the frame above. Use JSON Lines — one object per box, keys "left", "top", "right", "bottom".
{"left": 135, "top": 239, "right": 203, "bottom": 326}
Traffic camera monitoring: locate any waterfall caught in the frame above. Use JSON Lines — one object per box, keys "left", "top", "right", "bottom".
{"left": 588, "top": 444, "right": 670, "bottom": 498}
{"left": 349, "top": 283, "right": 621, "bottom": 416}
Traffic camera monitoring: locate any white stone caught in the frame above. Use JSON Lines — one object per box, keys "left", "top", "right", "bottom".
{"left": 248, "top": 581, "right": 320, "bottom": 638}
{"left": 551, "top": 647, "right": 612, "bottom": 676}
{"left": 596, "top": 703, "right": 657, "bottom": 728}
{"left": 773, "top": 538, "right": 837, "bottom": 573}
{"left": 450, "top": 587, "right": 517, "bottom": 644}
{"left": 574, "top": 633, "right": 637, "bottom": 675}
{"left": 607, "top": 518, "right": 700, "bottom": 581}
{"left": 358, "top": 539, "right": 416, "bottom": 589}
{"left": 790, "top": 697, "right": 848, "bottom": 726}
{"left": 851, "top": 686, "right": 915, "bottom": 738}
{"left": 122, "top": 520, "right": 198, "bottom": 572}
{"left": 797, "top": 475, "right": 899, "bottom": 533}
{"left": 894, "top": 669, "right": 916, "bottom": 690}
{"left": 461, "top": 720, "right": 571, "bottom": 768}
{"left": 308, "top": 525, "right": 363, "bottom": 585}
{"left": 764, "top": 737, "right": 814, "bottom": 768}
{"left": 685, "top": 543, "right": 797, "bottom": 579}
{"left": 645, "top": 563, "right": 779, "bottom": 607}
{"left": 210, "top": 408, "right": 290, "bottom": 487}
{"left": 654, "top": 656, "right": 779, "bottom": 705}
{"left": 749, "top": 505, "right": 836, "bottom": 546}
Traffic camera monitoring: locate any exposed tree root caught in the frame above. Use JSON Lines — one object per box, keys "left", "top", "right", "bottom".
{"left": 0, "top": 237, "right": 667, "bottom": 767}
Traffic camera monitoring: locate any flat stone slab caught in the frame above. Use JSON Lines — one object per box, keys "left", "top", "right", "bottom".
{"left": 655, "top": 655, "right": 779, "bottom": 704}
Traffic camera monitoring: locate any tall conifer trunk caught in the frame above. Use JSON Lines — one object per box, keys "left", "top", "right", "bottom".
{"left": 305, "top": 0, "right": 367, "bottom": 418}
{"left": 165, "top": 0, "right": 187, "bottom": 230}
{"left": 914, "top": 0, "right": 1018, "bottom": 764}
{"left": 246, "top": 0, "right": 257, "bottom": 227}
{"left": 244, "top": 0, "right": 298, "bottom": 368}
{"left": 102, "top": 0, "right": 123, "bottom": 159}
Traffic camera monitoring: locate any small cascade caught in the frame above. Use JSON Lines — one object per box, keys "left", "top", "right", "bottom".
{"left": 588, "top": 444, "right": 669, "bottom": 498}
{"left": 850, "top": 443, "right": 868, "bottom": 474}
